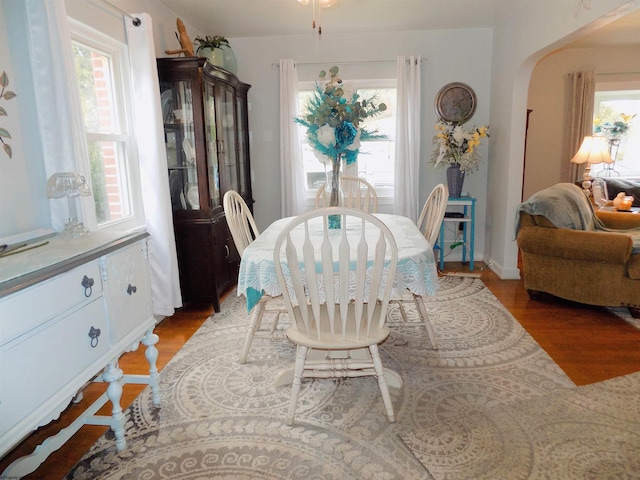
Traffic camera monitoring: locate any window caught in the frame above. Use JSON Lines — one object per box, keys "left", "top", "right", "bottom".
{"left": 70, "top": 21, "right": 143, "bottom": 230}
{"left": 298, "top": 79, "right": 397, "bottom": 199}
{"left": 591, "top": 89, "right": 640, "bottom": 178}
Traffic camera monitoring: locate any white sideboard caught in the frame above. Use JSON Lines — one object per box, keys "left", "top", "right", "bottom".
{"left": 0, "top": 230, "right": 160, "bottom": 478}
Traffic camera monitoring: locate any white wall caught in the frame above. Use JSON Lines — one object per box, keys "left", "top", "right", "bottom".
{"left": 524, "top": 45, "right": 640, "bottom": 201}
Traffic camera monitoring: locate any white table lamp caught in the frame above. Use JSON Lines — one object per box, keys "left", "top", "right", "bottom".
{"left": 571, "top": 136, "right": 613, "bottom": 195}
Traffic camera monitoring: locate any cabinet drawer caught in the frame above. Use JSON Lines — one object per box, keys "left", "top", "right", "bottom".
{"left": 0, "top": 261, "right": 103, "bottom": 347}
{"left": 0, "top": 297, "right": 109, "bottom": 435}
{"left": 104, "top": 241, "right": 153, "bottom": 344}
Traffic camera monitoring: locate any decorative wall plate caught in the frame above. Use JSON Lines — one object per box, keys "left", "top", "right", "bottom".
{"left": 435, "top": 82, "right": 477, "bottom": 124}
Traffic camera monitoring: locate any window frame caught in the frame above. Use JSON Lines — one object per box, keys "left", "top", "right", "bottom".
{"left": 68, "top": 18, "right": 145, "bottom": 232}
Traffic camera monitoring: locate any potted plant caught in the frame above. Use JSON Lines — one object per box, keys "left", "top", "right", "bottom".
{"left": 193, "top": 35, "right": 237, "bottom": 74}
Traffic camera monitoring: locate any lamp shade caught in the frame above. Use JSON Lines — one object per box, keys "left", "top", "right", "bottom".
{"left": 570, "top": 136, "right": 613, "bottom": 165}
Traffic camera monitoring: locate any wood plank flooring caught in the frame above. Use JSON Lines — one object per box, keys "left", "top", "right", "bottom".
{"left": 2, "top": 262, "right": 639, "bottom": 479}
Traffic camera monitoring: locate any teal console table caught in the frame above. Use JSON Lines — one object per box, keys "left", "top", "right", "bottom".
{"left": 437, "top": 196, "right": 476, "bottom": 271}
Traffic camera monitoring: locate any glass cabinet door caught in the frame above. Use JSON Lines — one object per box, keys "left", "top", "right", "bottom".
{"left": 161, "top": 79, "right": 199, "bottom": 211}
{"left": 236, "top": 94, "right": 249, "bottom": 197}
{"left": 203, "top": 82, "right": 220, "bottom": 209}
{"left": 218, "top": 83, "right": 238, "bottom": 193}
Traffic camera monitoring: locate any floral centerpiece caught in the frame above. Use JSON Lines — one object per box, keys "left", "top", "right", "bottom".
{"left": 430, "top": 120, "right": 489, "bottom": 197}
{"left": 431, "top": 120, "right": 489, "bottom": 174}
{"left": 593, "top": 113, "right": 635, "bottom": 139}
{"left": 295, "top": 66, "right": 387, "bottom": 217}
{"left": 593, "top": 113, "right": 635, "bottom": 166}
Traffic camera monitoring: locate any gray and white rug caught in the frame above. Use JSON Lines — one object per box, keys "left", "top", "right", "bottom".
{"left": 400, "top": 371, "right": 640, "bottom": 479}
{"left": 65, "top": 277, "right": 580, "bottom": 479}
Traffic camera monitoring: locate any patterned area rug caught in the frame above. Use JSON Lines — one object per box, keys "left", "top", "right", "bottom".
{"left": 400, "top": 371, "right": 640, "bottom": 479}
{"left": 65, "top": 277, "right": 575, "bottom": 480}
{"left": 608, "top": 306, "right": 640, "bottom": 330}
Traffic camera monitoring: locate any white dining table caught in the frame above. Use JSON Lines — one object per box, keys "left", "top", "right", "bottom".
{"left": 237, "top": 213, "right": 439, "bottom": 311}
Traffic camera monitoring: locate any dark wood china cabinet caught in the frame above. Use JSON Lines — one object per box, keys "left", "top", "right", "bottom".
{"left": 157, "top": 57, "right": 253, "bottom": 311}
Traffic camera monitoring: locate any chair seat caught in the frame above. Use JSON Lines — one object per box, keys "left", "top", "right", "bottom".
{"left": 286, "top": 304, "right": 390, "bottom": 349}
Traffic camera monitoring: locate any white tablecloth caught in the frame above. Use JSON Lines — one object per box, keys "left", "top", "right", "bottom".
{"left": 237, "top": 213, "right": 439, "bottom": 311}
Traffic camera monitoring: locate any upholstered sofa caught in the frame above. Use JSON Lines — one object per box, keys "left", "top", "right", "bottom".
{"left": 516, "top": 183, "right": 640, "bottom": 318}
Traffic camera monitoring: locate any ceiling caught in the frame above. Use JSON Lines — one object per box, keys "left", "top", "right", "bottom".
{"left": 156, "top": 0, "right": 640, "bottom": 47}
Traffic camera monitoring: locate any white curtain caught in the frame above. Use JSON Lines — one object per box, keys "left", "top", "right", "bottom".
{"left": 394, "top": 56, "right": 422, "bottom": 221}
{"left": 279, "top": 59, "right": 306, "bottom": 216}
{"left": 21, "top": 1, "right": 181, "bottom": 317}
{"left": 561, "top": 71, "right": 595, "bottom": 183}
{"left": 127, "top": 14, "right": 182, "bottom": 317}
{"left": 23, "top": 0, "right": 92, "bottom": 231}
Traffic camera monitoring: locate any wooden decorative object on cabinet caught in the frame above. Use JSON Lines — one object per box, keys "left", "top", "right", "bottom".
{"left": 157, "top": 58, "right": 253, "bottom": 311}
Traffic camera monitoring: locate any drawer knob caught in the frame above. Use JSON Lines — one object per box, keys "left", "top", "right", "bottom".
{"left": 81, "top": 275, "right": 95, "bottom": 297}
{"left": 127, "top": 284, "right": 137, "bottom": 295}
{"left": 88, "top": 326, "right": 101, "bottom": 348}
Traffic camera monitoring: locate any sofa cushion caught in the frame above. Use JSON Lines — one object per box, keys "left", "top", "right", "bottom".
{"left": 602, "top": 177, "right": 640, "bottom": 207}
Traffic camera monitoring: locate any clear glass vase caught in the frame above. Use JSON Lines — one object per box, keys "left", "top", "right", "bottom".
{"left": 325, "top": 155, "right": 343, "bottom": 228}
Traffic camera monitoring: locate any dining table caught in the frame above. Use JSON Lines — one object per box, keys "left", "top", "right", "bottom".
{"left": 236, "top": 212, "right": 440, "bottom": 388}
{"left": 237, "top": 213, "right": 439, "bottom": 312}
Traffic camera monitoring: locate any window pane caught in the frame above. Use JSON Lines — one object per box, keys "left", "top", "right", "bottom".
{"left": 88, "top": 140, "right": 131, "bottom": 223}
{"left": 592, "top": 90, "right": 640, "bottom": 177}
{"left": 73, "top": 43, "right": 118, "bottom": 134}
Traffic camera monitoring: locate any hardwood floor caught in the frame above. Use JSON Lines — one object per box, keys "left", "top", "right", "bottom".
{"left": 2, "top": 262, "right": 640, "bottom": 479}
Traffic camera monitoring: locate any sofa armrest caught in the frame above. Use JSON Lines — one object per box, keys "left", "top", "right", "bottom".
{"left": 517, "top": 226, "right": 632, "bottom": 264}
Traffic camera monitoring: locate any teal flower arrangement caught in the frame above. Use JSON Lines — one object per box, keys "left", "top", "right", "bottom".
{"left": 593, "top": 113, "right": 635, "bottom": 139}
{"left": 295, "top": 66, "right": 387, "bottom": 165}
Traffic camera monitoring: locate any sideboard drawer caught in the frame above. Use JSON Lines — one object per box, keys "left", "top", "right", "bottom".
{"left": 103, "top": 241, "right": 153, "bottom": 344}
{"left": 0, "top": 297, "right": 109, "bottom": 435}
{"left": 0, "top": 260, "right": 103, "bottom": 347}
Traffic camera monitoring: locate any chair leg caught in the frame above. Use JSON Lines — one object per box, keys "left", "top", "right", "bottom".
{"left": 240, "top": 301, "right": 266, "bottom": 364}
{"left": 413, "top": 294, "right": 438, "bottom": 350}
{"left": 369, "top": 344, "right": 395, "bottom": 423}
{"left": 397, "top": 301, "right": 408, "bottom": 323}
{"left": 268, "top": 311, "right": 281, "bottom": 334}
{"left": 287, "top": 345, "right": 308, "bottom": 426}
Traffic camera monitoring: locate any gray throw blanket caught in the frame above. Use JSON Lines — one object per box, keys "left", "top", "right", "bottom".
{"left": 515, "top": 183, "right": 640, "bottom": 253}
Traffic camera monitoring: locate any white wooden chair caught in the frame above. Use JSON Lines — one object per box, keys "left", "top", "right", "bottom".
{"left": 315, "top": 175, "right": 378, "bottom": 213}
{"left": 223, "top": 190, "right": 284, "bottom": 364}
{"left": 273, "top": 207, "right": 399, "bottom": 425}
{"left": 395, "top": 183, "right": 448, "bottom": 349}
